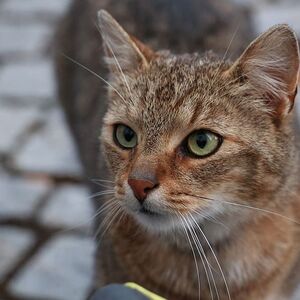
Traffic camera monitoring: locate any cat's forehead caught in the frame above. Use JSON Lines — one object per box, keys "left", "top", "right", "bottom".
{"left": 121, "top": 55, "right": 231, "bottom": 127}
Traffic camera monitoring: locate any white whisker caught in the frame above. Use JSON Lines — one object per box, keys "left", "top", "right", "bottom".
{"left": 188, "top": 212, "right": 231, "bottom": 300}
{"left": 198, "top": 195, "right": 300, "bottom": 225}
{"left": 178, "top": 212, "right": 201, "bottom": 300}
{"left": 61, "top": 53, "right": 127, "bottom": 103}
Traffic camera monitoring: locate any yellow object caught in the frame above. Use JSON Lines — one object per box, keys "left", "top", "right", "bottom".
{"left": 125, "top": 282, "right": 167, "bottom": 300}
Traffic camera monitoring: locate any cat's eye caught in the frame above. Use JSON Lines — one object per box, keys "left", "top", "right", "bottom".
{"left": 186, "top": 130, "right": 222, "bottom": 158}
{"left": 114, "top": 124, "right": 137, "bottom": 149}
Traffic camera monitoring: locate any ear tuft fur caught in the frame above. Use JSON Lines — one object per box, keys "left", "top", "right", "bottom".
{"left": 230, "top": 24, "right": 300, "bottom": 119}
{"left": 97, "top": 10, "right": 154, "bottom": 75}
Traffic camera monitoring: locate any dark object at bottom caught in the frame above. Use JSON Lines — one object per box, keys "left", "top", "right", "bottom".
{"left": 90, "top": 284, "right": 148, "bottom": 300}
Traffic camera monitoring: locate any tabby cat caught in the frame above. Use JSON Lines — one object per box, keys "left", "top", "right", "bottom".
{"left": 95, "top": 10, "right": 300, "bottom": 300}
{"left": 55, "top": 0, "right": 300, "bottom": 298}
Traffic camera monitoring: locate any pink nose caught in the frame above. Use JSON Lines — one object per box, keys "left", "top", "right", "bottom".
{"left": 128, "top": 178, "right": 158, "bottom": 204}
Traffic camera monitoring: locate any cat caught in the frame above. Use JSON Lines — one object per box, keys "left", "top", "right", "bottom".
{"left": 95, "top": 11, "right": 300, "bottom": 300}
{"left": 55, "top": 1, "right": 300, "bottom": 299}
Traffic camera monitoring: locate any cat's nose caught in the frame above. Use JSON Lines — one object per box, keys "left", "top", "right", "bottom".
{"left": 128, "top": 178, "right": 158, "bottom": 204}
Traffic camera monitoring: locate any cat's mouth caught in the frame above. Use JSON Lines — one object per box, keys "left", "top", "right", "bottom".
{"left": 139, "top": 206, "right": 161, "bottom": 217}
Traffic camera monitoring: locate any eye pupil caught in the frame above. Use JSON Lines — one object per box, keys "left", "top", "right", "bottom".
{"left": 196, "top": 134, "right": 207, "bottom": 149}
{"left": 124, "top": 127, "right": 134, "bottom": 142}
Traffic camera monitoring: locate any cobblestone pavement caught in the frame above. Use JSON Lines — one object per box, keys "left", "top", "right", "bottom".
{"left": 0, "top": 1, "right": 95, "bottom": 299}
{"left": 0, "top": 0, "right": 300, "bottom": 300}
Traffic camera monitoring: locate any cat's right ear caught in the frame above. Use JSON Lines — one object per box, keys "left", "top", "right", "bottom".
{"left": 97, "top": 10, "right": 155, "bottom": 75}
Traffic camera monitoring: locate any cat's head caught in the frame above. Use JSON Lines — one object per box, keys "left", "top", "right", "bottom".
{"left": 98, "top": 10, "right": 299, "bottom": 233}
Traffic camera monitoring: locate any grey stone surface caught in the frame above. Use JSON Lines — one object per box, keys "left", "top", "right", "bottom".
{"left": 0, "top": 106, "right": 42, "bottom": 154}
{"left": 254, "top": 1, "right": 300, "bottom": 35}
{"left": 296, "top": 96, "right": 300, "bottom": 122}
{"left": 10, "top": 235, "right": 95, "bottom": 300}
{"left": 0, "top": 24, "right": 51, "bottom": 57}
{"left": 0, "top": 61, "right": 55, "bottom": 101}
{"left": 292, "top": 288, "right": 300, "bottom": 300}
{"left": 0, "top": 177, "right": 50, "bottom": 219}
{"left": 0, "top": 0, "right": 93, "bottom": 298}
{"left": 40, "top": 185, "right": 93, "bottom": 231}
{"left": 0, "top": 228, "right": 35, "bottom": 280}
{"left": 13, "top": 109, "right": 83, "bottom": 177}
{"left": 1, "top": 0, "right": 71, "bottom": 18}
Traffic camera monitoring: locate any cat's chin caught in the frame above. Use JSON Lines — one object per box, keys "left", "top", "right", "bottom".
{"left": 127, "top": 208, "right": 206, "bottom": 234}
{"left": 129, "top": 208, "right": 180, "bottom": 233}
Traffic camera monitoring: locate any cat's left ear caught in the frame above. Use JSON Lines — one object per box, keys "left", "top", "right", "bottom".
{"left": 97, "top": 10, "right": 155, "bottom": 75}
{"left": 228, "top": 24, "right": 300, "bottom": 119}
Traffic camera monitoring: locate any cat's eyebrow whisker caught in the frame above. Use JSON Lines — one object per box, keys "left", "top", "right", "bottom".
{"left": 177, "top": 212, "right": 201, "bottom": 300}
{"left": 95, "top": 21, "right": 134, "bottom": 104}
{"left": 210, "top": 23, "right": 240, "bottom": 93}
{"left": 61, "top": 53, "right": 127, "bottom": 103}
{"left": 187, "top": 212, "right": 232, "bottom": 300}
{"left": 198, "top": 195, "right": 300, "bottom": 225}
{"left": 220, "top": 24, "right": 240, "bottom": 65}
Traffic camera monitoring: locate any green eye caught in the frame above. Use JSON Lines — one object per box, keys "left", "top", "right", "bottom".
{"left": 114, "top": 124, "right": 137, "bottom": 149}
{"left": 186, "top": 130, "right": 221, "bottom": 157}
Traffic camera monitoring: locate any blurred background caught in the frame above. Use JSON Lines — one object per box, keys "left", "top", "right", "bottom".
{"left": 0, "top": 0, "right": 299, "bottom": 299}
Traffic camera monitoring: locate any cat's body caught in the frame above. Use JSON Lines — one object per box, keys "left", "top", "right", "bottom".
{"left": 55, "top": 1, "right": 300, "bottom": 299}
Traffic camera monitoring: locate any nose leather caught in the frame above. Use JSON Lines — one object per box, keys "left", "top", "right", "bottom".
{"left": 128, "top": 178, "right": 158, "bottom": 204}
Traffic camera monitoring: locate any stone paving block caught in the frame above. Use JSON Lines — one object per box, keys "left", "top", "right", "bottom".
{"left": 0, "top": 24, "right": 51, "bottom": 56}
{"left": 0, "top": 227, "right": 35, "bottom": 281}
{"left": 0, "top": 177, "right": 50, "bottom": 219}
{"left": 10, "top": 235, "right": 95, "bottom": 300}
{"left": 0, "top": 61, "right": 55, "bottom": 101}
{"left": 0, "top": 106, "right": 42, "bottom": 154}
{"left": 39, "top": 184, "right": 93, "bottom": 232}
{"left": 13, "top": 109, "right": 83, "bottom": 178}
{"left": 1, "top": 0, "right": 71, "bottom": 18}
{"left": 292, "top": 288, "right": 300, "bottom": 300}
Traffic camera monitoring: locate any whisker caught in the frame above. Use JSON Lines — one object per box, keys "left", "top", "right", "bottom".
{"left": 57, "top": 198, "right": 116, "bottom": 234}
{"left": 95, "top": 21, "right": 134, "bottom": 103}
{"left": 90, "top": 178, "right": 114, "bottom": 183}
{"left": 188, "top": 212, "right": 231, "bottom": 300}
{"left": 198, "top": 195, "right": 300, "bottom": 225}
{"left": 90, "top": 180, "right": 114, "bottom": 189}
{"left": 185, "top": 215, "right": 220, "bottom": 300}
{"left": 183, "top": 215, "right": 216, "bottom": 300}
{"left": 189, "top": 207, "right": 229, "bottom": 231}
{"left": 96, "top": 205, "right": 122, "bottom": 244}
{"left": 88, "top": 190, "right": 115, "bottom": 200}
{"left": 61, "top": 53, "right": 127, "bottom": 103}
{"left": 177, "top": 212, "right": 201, "bottom": 300}
{"left": 94, "top": 203, "right": 119, "bottom": 239}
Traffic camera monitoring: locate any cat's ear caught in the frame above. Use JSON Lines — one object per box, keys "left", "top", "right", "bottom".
{"left": 228, "top": 24, "right": 300, "bottom": 119}
{"left": 97, "top": 10, "right": 155, "bottom": 75}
